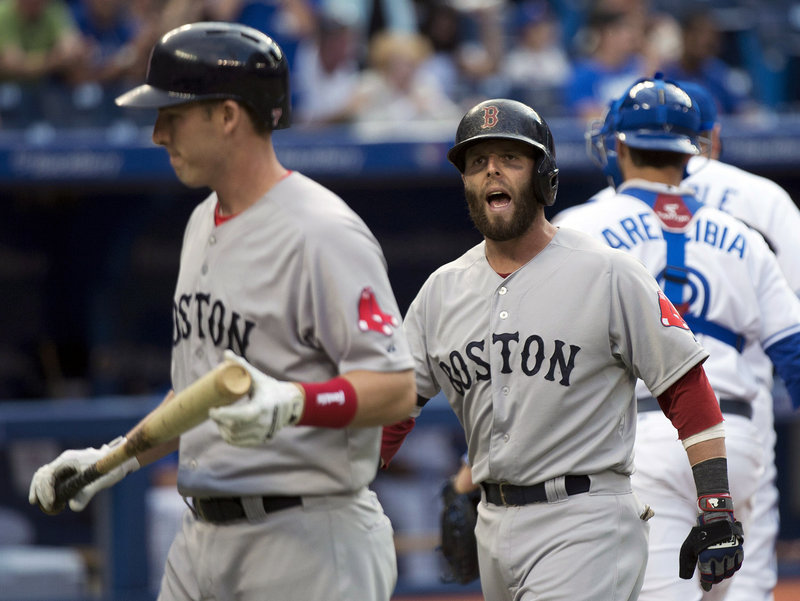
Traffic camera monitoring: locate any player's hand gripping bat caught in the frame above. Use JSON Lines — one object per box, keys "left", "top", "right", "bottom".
{"left": 41, "top": 359, "right": 251, "bottom": 514}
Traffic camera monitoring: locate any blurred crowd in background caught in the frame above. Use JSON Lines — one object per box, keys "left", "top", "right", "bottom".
{"left": 1, "top": 0, "right": 799, "bottom": 402}
{"left": 2, "top": 0, "right": 800, "bottom": 131}
{"left": 3, "top": 1, "right": 800, "bottom": 593}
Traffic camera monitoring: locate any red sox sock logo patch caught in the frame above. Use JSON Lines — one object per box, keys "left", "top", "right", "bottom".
{"left": 657, "top": 290, "right": 689, "bottom": 329}
{"left": 653, "top": 194, "right": 692, "bottom": 230}
{"left": 358, "top": 287, "right": 399, "bottom": 336}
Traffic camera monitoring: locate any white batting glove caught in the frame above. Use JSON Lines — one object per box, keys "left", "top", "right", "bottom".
{"left": 28, "top": 436, "right": 140, "bottom": 512}
{"left": 209, "top": 350, "right": 304, "bottom": 446}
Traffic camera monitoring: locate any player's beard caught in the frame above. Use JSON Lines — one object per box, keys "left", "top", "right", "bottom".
{"left": 465, "top": 178, "right": 540, "bottom": 242}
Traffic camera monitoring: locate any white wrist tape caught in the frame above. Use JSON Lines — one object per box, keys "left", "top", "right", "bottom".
{"left": 681, "top": 422, "right": 725, "bottom": 450}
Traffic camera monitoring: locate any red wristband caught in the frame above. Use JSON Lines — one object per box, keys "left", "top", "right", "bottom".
{"left": 298, "top": 377, "right": 358, "bottom": 428}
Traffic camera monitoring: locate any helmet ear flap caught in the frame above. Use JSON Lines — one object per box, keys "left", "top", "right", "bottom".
{"left": 589, "top": 98, "right": 624, "bottom": 189}
{"left": 536, "top": 158, "right": 559, "bottom": 206}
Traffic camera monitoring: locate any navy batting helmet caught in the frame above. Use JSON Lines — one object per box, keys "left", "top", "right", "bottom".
{"left": 613, "top": 73, "right": 700, "bottom": 155}
{"left": 115, "top": 22, "right": 290, "bottom": 130}
{"left": 447, "top": 98, "right": 559, "bottom": 205}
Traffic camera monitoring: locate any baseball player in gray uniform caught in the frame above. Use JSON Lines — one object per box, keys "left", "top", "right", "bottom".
{"left": 387, "top": 98, "right": 743, "bottom": 601}
{"left": 555, "top": 75, "right": 800, "bottom": 601}
{"left": 28, "top": 22, "right": 416, "bottom": 601}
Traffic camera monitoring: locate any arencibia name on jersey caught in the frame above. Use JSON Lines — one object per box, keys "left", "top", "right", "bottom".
{"left": 600, "top": 215, "right": 747, "bottom": 258}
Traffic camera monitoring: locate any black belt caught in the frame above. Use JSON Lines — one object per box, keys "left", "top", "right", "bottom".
{"left": 482, "top": 475, "right": 590, "bottom": 506}
{"left": 637, "top": 397, "right": 752, "bottom": 420}
{"left": 192, "top": 495, "right": 302, "bottom": 523}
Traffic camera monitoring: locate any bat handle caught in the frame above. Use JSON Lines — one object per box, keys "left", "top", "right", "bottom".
{"left": 50, "top": 465, "right": 101, "bottom": 513}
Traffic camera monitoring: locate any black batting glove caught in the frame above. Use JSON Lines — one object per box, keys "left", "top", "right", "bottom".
{"left": 679, "top": 493, "right": 744, "bottom": 591}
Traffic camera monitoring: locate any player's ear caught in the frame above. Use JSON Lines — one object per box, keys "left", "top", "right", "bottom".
{"left": 220, "top": 100, "right": 242, "bottom": 133}
{"left": 616, "top": 139, "right": 631, "bottom": 164}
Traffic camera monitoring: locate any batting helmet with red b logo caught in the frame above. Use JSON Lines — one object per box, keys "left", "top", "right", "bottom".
{"left": 447, "top": 98, "right": 559, "bottom": 205}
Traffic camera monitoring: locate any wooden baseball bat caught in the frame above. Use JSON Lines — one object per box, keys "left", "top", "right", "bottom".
{"left": 46, "top": 359, "right": 251, "bottom": 513}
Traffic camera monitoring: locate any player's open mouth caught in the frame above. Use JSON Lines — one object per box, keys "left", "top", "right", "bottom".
{"left": 486, "top": 191, "right": 511, "bottom": 209}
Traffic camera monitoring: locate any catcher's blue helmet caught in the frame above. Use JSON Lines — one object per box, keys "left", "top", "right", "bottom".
{"left": 676, "top": 80, "right": 718, "bottom": 132}
{"left": 613, "top": 73, "right": 701, "bottom": 155}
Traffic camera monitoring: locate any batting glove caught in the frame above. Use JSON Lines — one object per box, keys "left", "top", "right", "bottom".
{"left": 28, "top": 436, "right": 139, "bottom": 513}
{"left": 209, "top": 350, "right": 304, "bottom": 446}
{"left": 679, "top": 493, "right": 744, "bottom": 591}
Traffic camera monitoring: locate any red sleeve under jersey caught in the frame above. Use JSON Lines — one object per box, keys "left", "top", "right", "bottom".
{"left": 655, "top": 362, "right": 723, "bottom": 440}
{"left": 380, "top": 417, "right": 416, "bottom": 469}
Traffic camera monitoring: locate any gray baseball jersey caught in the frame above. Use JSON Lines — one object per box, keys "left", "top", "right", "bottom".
{"left": 171, "top": 171, "right": 413, "bottom": 497}
{"left": 404, "top": 226, "right": 708, "bottom": 485}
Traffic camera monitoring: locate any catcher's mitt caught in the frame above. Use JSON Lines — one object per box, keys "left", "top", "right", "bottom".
{"left": 439, "top": 479, "right": 481, "bottom": 584}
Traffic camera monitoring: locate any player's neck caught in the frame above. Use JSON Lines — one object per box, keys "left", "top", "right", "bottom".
{"left": 215, "top": 144, "right": 289, "bottom": 216}
{"left": 623, "top": 166, "right": 684, "bottom": 188}
{"left": 484, "top": 219, "right": 557, "bottom": 274}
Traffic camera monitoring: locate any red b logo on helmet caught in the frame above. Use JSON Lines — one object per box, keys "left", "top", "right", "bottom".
{"left": 481, "top": 106, "right": 499, "bottom": 129}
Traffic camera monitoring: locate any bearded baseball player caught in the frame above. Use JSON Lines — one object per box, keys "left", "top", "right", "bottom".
{"left": 555, "top": 74, "right": 800, "bottom": 601}
{"left": 384, "top": 97, "right": 743, "bottom": 601}
{"left": 28, "top": 22, "right": 416, "bottom": 601}
{"left": 681, "top": 80, "right": 800, "bottom": 601}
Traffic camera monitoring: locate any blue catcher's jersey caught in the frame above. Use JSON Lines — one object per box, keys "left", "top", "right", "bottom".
{"left": 555, "top": 179, "right": 800, "bottom": 408}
